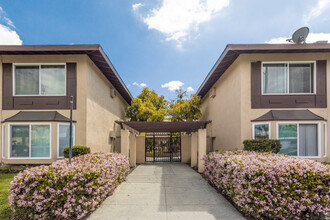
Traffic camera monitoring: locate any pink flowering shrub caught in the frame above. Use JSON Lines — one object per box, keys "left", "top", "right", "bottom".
{"left": 9, "top": 153, "right": 129, "bottom": 219}
{"left": 204, "top": 151, "right": 330, "bottom": 219}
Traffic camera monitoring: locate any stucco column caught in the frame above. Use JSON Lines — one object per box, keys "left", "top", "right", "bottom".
{"left": 129, "top": 133, "right": 136, "bottom": 167}
{"left": 120, "top": 129, "right": 130, "bottom": 157}
{"left": 136, "top": 135, "right": 146, "bottom": 164}
{"left": 198, "top": 128, "right": 207, "bottom": 173}
{"left": 191, "top": 132, "right": 198, "bottom": 167}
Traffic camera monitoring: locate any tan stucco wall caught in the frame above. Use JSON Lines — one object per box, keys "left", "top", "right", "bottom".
{"left": 85, "top": 58, "right": 128, "bottom": 153}
{"left": 239, "top": 53, "right": 330, "bottom": 162}
{"left": 200, "top": 52, "right": 330, "bottom": 162}
{"left": 136, "top": 135, "right": 145, "bottom": 164}
{"left": 0, "top": 54, "right": 128, "bottom": 164}
{"left": 200, "top": 58, "right": 242, "bottom": 151}
{"left": 0, "top": 55, "right": 87, "bottom": 164}
{"left": 181, "top": 134, "right": 191, "bottom": 163}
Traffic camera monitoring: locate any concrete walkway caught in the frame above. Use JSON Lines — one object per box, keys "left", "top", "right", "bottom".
{"left": 88, "top": 163, "right": 245, "bottom": 220}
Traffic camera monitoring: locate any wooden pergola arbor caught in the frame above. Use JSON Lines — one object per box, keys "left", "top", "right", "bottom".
{"left": 116, "top": 121, "right": 211, "bottom": 173}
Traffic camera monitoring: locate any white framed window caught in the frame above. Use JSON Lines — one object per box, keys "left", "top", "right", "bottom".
{"left": 252, "top": 122, "right": 271, "bottom": 139}
{"left": 2, "top": 124, "right": 4, "bottom": 158}
{"left": 8, "top": 123, "right": 51, "bottom": 159}
{"left": 13, "top": 63, "right": 66, "bottom": 96}
{"left": 262, "top": 62, "right": 316, "bottom": 95}
{"left": 57, "top": 123, "right": 75, "bottom": 158}
{"left": 276, "top": 122, "right": 321, "bottom": 158}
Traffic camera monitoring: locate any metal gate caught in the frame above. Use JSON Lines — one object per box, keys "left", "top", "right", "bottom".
{"left": 145, "top": 133, "right": 181, "bottom": 162}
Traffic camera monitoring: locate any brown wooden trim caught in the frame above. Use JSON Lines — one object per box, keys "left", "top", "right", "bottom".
{"left": 0, "top": 45, "right": 132, "bottom": 103}
{"left": 251, "top": 60, "right": 327, "bottom": 108}
{"left": 66, "top": 63, "right": 77, "bottom": 109}
{"left": 2, "top": 63, "right": 77, "bottom": 110}
{"left": 198, "top": 44, "right": 330, "bottom": 98}
{"left": 2, "top": 63, "right": 13, "bottom": 109}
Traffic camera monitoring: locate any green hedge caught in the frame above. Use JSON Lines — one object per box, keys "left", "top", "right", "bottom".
{"left": 63, "top": 146, "right": 91, "bottom": 158}
{"left": 243, "top": 139, "right": 281, "bottom": 153}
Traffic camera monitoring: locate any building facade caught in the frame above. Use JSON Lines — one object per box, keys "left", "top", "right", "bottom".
{"left": 0, "top": 45, "right": 131, "bottom": 164}
{"left": 198, "top": 44, "right": 330, "bottom": 162}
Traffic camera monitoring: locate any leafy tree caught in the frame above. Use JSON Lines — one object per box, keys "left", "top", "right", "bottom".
{"left": 126, "top": 88, "right": 168, "bottom": 121}
{"left": 175, "top": 88, "right": 187, "bottom": 100}
{"left": 168, "top": 91, "right": 202, "bottom": 121}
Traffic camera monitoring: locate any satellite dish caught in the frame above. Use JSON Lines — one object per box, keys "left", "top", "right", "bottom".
{"left": 286, "top": 27, "right": 309, "bottom": 44}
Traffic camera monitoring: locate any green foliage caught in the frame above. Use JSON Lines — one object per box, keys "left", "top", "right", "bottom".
{"left": 0, "top": 173, "right": 15, "bottom": 219}
{"left": 243, "top": 139, "right": 282, "bottom": 153}
{"left": 63, "top": 145, "right": 91, "bottom": 158}
{"left": 168, "top": 94, "right": 202, "bottom": 121}
{"left": 126, "top": 88, "right": 168, "bottom": 121}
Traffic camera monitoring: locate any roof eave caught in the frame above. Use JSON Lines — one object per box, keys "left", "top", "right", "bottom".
{"left": 197, "top": 43, "right": 330, "bottom": 98}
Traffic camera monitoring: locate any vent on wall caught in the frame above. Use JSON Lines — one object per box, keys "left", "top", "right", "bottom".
{"left": 210, "top": 87, "right": 216, "bottom": 98}
{"left": 110, "top": 88, "right": 117, "bottom": 98}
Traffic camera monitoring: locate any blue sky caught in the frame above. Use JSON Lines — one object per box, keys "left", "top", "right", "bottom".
{"left": 0, "top": 0, "right": 330, "bottom": 99}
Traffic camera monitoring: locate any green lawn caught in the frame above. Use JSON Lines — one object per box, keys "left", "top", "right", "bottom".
{"left": 0, "top": 173, "right": 15, "bottom": 220}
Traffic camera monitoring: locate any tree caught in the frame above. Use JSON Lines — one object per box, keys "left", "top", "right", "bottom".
{"left": 126, "top": 88, "right": 168, "bottom": 121}
{"left": 168, "top": 90, "right": 202, "bottom": 121}
{"left": 175, "top": 88, "right": 187, "bottom": 100}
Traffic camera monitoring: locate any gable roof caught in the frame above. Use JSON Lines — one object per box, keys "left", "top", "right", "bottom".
{"left": 196, "top": 43, "right": 330, "bottom": 98}
{"left": 3, "top": 111, "right": 76, "bottom": 123}
{"left": 0, "top": 44, "right": 132, "bottom": 104}
{"left": 251, "top": 110, "right": 325, "bottom": 122}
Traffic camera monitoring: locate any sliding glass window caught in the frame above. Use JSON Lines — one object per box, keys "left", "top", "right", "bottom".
{"left": 278, "top": 123, "right": 319, "bottom": 157}
{"left": 14, "top": 64, "right": 66, "bottom": 96}
{"left": 262, "top": 62, "right": 314, "bottom": 94}
{"left": 9, "top": 124, "right": 51, "bottom": 159}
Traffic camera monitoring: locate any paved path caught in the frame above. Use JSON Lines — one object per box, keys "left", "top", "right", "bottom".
{"left": 89, "top": 163, "right": 245, "bottom": 220}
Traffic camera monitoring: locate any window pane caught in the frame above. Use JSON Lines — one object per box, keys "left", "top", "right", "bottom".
{"left": 15, "top": 66, "right": 39, "bottom": 95}
{"left": 41, "top": 65, "right": 66, "bottom": 95}
{"left": 289, "top": 64, "right": 312, "bottom": 93}
{"left": 58, "top": 124, "right": 74, "bottom": 157}
{"left": 278, "top": 124, "right": 297, "bottom": 156}
{"left": 263, "top": 64, "right": 287, "bottom": 94}
{"left": 11, "top": 125, "right": 29, "bottom": 157}
{"left": 299, "top": 124, "right": 318, "bottom": 157}
{"left": 31, "top": 125, "right": 50, "bottom": 158}
{"left": 254, "top": 124, "right": 269, "bottom": 139}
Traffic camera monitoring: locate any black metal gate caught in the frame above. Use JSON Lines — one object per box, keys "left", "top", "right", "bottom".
{"left": 145, "top": 133, "right": 181, "bottom": 162}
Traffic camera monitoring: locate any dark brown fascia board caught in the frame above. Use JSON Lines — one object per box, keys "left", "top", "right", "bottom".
{"left": 0, "top": 44, "right": 100, "bottom": 52}
{"left": 196, "top": 45, "right": 231, "bottom": 98}
{"left": 97, "top": 45, "right": 133, "bottom": 103}
{"left": 0, "top": 44, "right": 133, "bottom": 104}
{"left": 197, "top": 43, "right": 330, "bottom": 98}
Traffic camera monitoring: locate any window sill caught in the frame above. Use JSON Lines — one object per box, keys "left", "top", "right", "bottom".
{"left": 7, "top": 157, "right": 52, "bottom": 160}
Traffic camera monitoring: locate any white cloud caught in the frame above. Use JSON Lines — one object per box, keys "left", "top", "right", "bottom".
{"left": 4, "top": 17, "right": 15, "bottom": 28}
{"left": 161, "top": 80, "right": 184, "bottom": 91}
{"left": 132, "top": 3, "right": 143, "bottom": 11}
{"left": 304, "top": 0, "right": 330, "bottom": 25}
{"left": 133, "top": 82, "right": 147, "bottom": 88}
{"left": 0, "top": 24, "right": 22, "bottom": 45}
{"left": 0, "top": 6, "right": 22, "bottom": 45}
{"left": 266, "top": 33, "right": 330, "bottom": 44}
{"left": 139, "top": 0, "right": 229, "bottom": 46}
{"left": 187, "top": 86, "right": 194, "bottom": 92}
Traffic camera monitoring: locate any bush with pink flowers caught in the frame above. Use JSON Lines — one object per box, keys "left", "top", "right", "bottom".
{"left": 204, "top": 151, "right": 330, "bottom": 219}
{"left": 9, "top": 153, "right": 129, "bottom": 219}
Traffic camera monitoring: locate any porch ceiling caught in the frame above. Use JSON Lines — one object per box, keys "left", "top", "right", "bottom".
{"left": 116, "top": 121, "right": 211, "bottom": 133}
